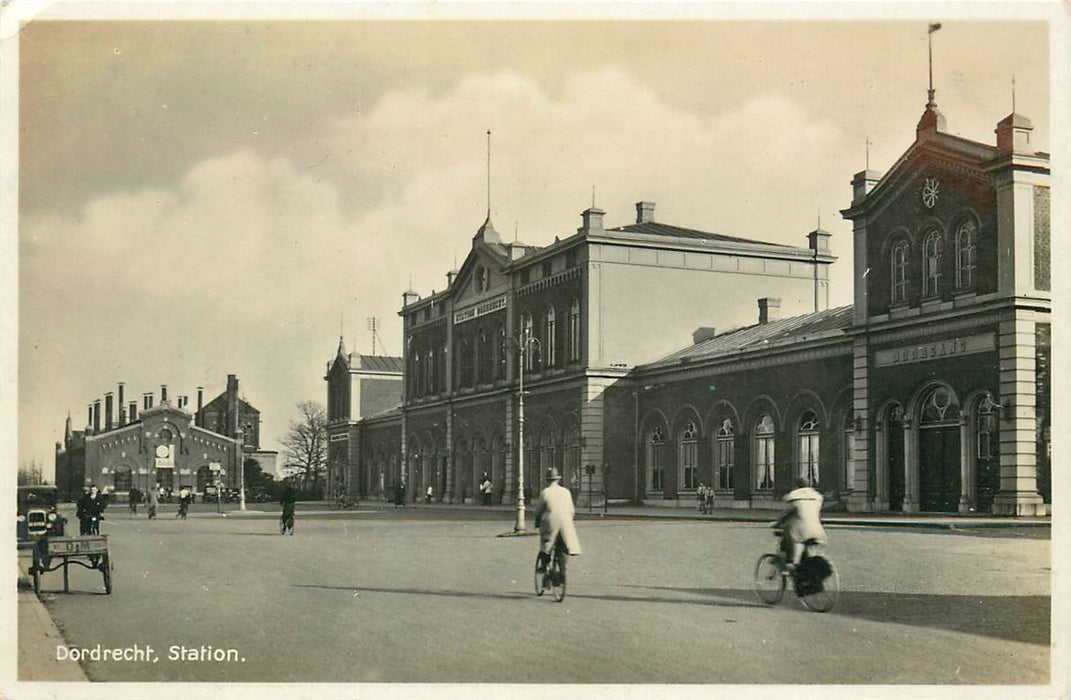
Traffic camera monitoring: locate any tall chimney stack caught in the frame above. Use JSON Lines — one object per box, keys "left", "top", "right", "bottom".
{"left": 227, "top": 375, "right": 239, "bottom": 437}
{"left": 117, "top": 383, "right": 125, "bottom": 425}
{"left": 129, "top": 401, "right": 138, "bottom": 423}
{"left": 87, "top": 404, "right": 93, "bottom": 430}
{"left": 104, "top": 392, "right": 114, "bottom": 431}
{"left": 161, "top": 385, "right": 168, "bottom": 404}
{"left": 635, "top": 201, "right": 656, "bottom": 224}
{"left": 93, "top": 400, "right": 101, "bottom": 433}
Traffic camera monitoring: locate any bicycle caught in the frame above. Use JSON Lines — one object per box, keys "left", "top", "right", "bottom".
{"left": 754, "top": 529, "right": 839, "bottom": 612}
{"left": 533, "top": 536, "right": 568, "bottom": 602}
{"left": 280, "top": 504, "right": 295, "bottom": 535}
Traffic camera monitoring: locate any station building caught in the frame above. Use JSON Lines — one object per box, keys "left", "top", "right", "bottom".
{"left": 333, "top": 92, "right": 1050, "bottom": 516}
{"left": 54, "top": 375, "right": 273, "bottom": 501}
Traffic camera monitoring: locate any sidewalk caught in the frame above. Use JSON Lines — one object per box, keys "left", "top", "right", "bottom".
{"left": 15, "top": 555, "right": 90, "bottom": 681}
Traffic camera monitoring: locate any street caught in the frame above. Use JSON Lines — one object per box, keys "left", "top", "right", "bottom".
{"left": 20, "top": 505, "right": 1049, "bottom": 684}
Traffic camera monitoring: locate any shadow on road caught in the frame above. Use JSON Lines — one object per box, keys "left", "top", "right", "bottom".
{"left": 636, "top": 585, "right": 1049, "bottom": 646}
{"left": 292, "top": 583, "right": 531, "bottom": 602}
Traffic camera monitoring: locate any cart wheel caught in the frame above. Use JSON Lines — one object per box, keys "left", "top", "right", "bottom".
{"left": 100, "top": 554, "right": 112, "bottom": 594}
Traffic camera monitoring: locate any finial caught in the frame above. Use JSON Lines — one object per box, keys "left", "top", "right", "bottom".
{"left": 865, "top": 138, "right": 872, "bottom": 171}
{"left": 927, "top": 23, "right": 942, "bottom": 103}
{"left": 486, "top": 129, "right": 492, "bottom": 218}
{"left": 1012, "top": 74, "right": 1016, "bottom": 113}
{"left": 592, "top": 185, "right": 596, "bottom": 208}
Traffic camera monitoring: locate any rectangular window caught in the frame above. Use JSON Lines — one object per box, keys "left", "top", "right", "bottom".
{"left": 681, "top": 441, "right": 697, "bottom": 490}
{"left": 542, "top": 260, "right": 552, "bottom": 278}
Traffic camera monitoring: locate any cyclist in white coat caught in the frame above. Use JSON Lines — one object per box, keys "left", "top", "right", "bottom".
{"left": 775, "top": 478, "right": 827, "bottom": 567}
{"left": 533, "top": 467, "right": 582, "bottom": 572}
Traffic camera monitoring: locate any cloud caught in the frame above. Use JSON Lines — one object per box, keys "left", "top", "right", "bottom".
{"left": 20, "top": 67, "right": 857, "bottom": 468}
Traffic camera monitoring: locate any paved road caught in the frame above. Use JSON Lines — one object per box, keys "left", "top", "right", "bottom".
{"left": 20, "top": 506, "right": 1049, "bottom": 684}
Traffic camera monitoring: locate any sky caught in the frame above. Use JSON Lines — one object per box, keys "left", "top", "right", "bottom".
{"left": 4, "top": 5, "right": 1056, "bottom": 478}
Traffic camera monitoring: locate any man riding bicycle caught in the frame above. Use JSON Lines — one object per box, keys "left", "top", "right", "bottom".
{"left": 774, "top": 477, "right": 827, "bottom": 568}
{"left": 280, "top": 484, "right": 297, "bottom": 529}
{"left": 533, "top": 467, "right": 582, "bottom": 573}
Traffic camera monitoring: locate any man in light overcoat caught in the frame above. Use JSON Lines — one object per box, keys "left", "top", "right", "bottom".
{"left": 534, "top": 467, "right": 582, "bottom": 566}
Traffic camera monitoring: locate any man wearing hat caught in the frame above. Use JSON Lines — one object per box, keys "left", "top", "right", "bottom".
{"left": 533, "top": 467, "right": 582, "bottom": 573}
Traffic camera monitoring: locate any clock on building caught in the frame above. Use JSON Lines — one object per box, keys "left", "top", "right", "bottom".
{"left": 155, "top": 444, "right": 170, "bottom": 458}
{"left": 922, "top": 177, "right": 940, "bottom": 208}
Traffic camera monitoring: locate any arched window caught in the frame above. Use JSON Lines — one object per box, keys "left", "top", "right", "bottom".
{"left": 797, "top": 411, "right": 820, "bottom": 486}
{"left": 459, "top": 338, "right": 472, "bottom": 387}
{"left": 477, "top": 328, "right": 491, "bottom": 384}
{"left": 715, "top": 418, "right": 734, "bottom": 490}
{"left": 496, "top": 322, "right": 506, "bottom": 380}
{"left": 891, "top": 240, "right": 909, "bottom": 304}
{"left": 754, "top": 414, "right": 775, "bottom": 491}
{"left": 412, "top": 350, "right": 423, "bottom": 396}
{"left": 976, "top": 394, "right": 999, "bottom": 459}
{"left": 568, "top": 298, "right": 581, "bottom": 363}
{"left": 678, "top": 421, "right": 698, "bottom": 490}
{"left": 522, "top": 313, "right": 535, "bottom": 371}
{"left": 544, "top": 306, "right": 557, "bottom": 368}
{"left": 923, "top": 230, "right": 942, "bottom": 297}
{"left": 113, "top": 467, "right": 132, "bottom": 492}
{"left": 956, "top": 220, "right": 976, "bottom": 289}
{"left": 920, "top": 385, "right": 961, "bottom": 425}
{"left": 421, "top": 348, "right": 430, "bottom": 393}
{"left": 648, "top": 425, "right": 665, "bottom": 491}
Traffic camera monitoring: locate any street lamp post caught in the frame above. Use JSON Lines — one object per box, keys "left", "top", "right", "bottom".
{"left": 512, "top": 333, "right": 540, "bottom": 533}
{"left": 237, "top": 427, "right": 246, "bottom": 511}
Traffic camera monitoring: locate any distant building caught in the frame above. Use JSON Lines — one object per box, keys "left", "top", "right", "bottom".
{"left": 54, "top": 375, "right": 276, "bottom": 500}
{"left": 323, "top": 344, "right": 403, "bottom": 495}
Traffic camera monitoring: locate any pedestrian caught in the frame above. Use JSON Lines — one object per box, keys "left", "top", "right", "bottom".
{"left": 705, "top": 484, "right": 715, "bottom": 513}
{"left": 425, "top": 485, "right": 433, "bottom": 503}
{"left": 177, "top": 487, "right": 191, "bottom": 519}
{"left": 481, "top": 473, "right": 493, "bottom": 506}
{"left": 147, "top": 483, "right": 159, "bottom": 520}
{"left": 394, "top": 481, "right": 406, "bottom": 508}
{"left": 697, "top": 483, "right": 707, "bottom": 513}
{"left": 76, "top": 484, "right": 106, "bottom": 535}
{"left": 129, "top": 486, "right": 141, "bottom": 516}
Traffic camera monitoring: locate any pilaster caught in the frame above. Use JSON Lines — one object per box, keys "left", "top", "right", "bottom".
{"left": 993, "top": 310, "right": 1046, "bottom": 515}
{"left": 847, "top": 337, "right": 872, "bottom": 512}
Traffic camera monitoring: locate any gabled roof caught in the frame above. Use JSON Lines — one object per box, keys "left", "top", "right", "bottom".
{"left": 608, "top": 221, "right": 807, "bottom": 255}
{"left": 202, "top": 393, "right": 259, "bottom": 415}
{"left": 641, "top": 305, "right": 853, "bottom": 370}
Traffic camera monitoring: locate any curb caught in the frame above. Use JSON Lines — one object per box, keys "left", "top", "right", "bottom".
{"left": 15, "top": 561, "right": 90, "bottom": 682}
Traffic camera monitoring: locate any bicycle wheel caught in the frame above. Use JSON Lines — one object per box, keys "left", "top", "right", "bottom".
{"left": 280, "top": 517, "right": 287, "bottom": 535}
{"left": 287, "top": 517, "right": 294, "bottom": 535}
{"left": 551, "top": 555, "right": 566, "bottom": 602}
{"left": 797, "top": 556, "right": 839, "bottom": 613}
{"left": 534, "top": 552, "right": 546, "bottom": 596}
{"left": 754, "top": 553, "right": 786, "bottom": 604}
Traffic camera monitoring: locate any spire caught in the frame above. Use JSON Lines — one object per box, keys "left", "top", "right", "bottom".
{"left": 486, "top": 129, "right": 492, "bottom": 219}
{"left": 65, "top": 412, "right": 73, "bottom": 442}
{"left": 336, "top": 335, "right": 348, "bottom": 358}
{"left": 916, "top": 23, "right": 947, "bottom": 137}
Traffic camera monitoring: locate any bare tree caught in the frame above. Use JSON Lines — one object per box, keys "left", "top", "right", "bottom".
{"left": 18, "top": 458, "right": 45, "bottom": 486}
{"left": 280, "top": 401, "right": 328, "bottom": 493}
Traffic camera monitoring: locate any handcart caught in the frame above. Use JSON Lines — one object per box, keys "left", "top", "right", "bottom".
{"left": 30, "top": 535, "right": 112, "bottom": 595}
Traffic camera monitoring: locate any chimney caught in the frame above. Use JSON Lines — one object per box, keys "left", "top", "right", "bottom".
{"left": 105, "top": 392, "right": 114, "bottom": 431}
{"left": 129, "top": 401, "right": 138, "bottom": 423}
{"left": 692, "top": 327, "right": 718, "bottom": 345}
{"left": 996, "top": 112, "right": 1034, "bottom": 155}
{"left": 578, "top": 207, "right": 605, "bottom": 235}
{"left": 93, "top": 400, "right": 101, "bottom": 433}
{"left": 635, "top": 201, "right": 656, "bottom": 224}
{"left": 87, "top": 404, "right": 93, "bottom": 430}
{"left": 160, "top": 384, "right": 168, "bottom": 404}
{"left": 758, "top": 297, "right": 781, "bottom": 325}
{"left": 197, "top": 387, "right": 204, "bottom": 413}
{"left": 851, "top": 170, "right": 882, "bottom": 206}
{"left": 144, "top": 392, "right": 154, "bottom": 410}
{"left": 117, "top": 383, "right": 125, "bottom": 426}
{"left": 227, "top": 375, "right": 239, "bottom": 437}
{"left": 403, "top": 289, "right": 420, "bottom": 307}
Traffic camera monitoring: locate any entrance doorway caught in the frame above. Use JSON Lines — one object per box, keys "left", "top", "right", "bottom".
{"left": 917, "top": 385, "right": 962, "bottom": 513}
{"left": 919, "top": 427, "right": 960, "bottom": 511}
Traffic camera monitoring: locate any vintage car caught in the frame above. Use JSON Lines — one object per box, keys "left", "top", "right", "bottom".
{"left": 17, "top": 485, "right": 66, "bottom": 547}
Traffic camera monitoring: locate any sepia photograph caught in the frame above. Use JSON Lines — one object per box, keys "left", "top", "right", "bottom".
{"left": 1, "top": 2, "right": 1067, "bottom": 699}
